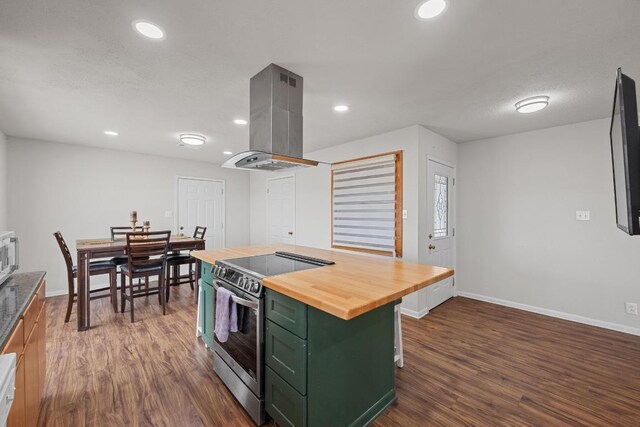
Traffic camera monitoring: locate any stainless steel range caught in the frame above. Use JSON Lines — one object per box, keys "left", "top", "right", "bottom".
{"left": 211, "top": 251, "right": 334, "bottom": 425}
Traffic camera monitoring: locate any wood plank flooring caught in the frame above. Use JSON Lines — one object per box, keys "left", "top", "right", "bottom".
{"left": 39, "top": 287, "right": 640, "bottom": 426}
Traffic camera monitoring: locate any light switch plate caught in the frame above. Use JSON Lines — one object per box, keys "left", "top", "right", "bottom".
{"left": 402, "top": 210, "right": 408, "bottom": 219}
{"left": 165, "top": 211, "right": 173, "bottom": 218}
{"left": 576, "top": 210, "right": 590, "bottom": 221}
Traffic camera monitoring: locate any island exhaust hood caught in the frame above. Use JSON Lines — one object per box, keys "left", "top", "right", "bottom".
{"left": 223, "top": 64, "right": 319, "bottom": 171}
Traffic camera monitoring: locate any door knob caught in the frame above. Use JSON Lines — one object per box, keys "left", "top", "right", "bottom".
{"left": 428, "top": 244, "right": 436, "bottom": 250}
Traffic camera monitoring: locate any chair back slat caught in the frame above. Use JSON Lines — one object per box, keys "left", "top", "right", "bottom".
{"left": 193, "top": 226, "right": 207, "bottom": 240}
{"left": 53, "top": 231, "right": 75, "bottom": 294}
{"left": 126, "top": 231, "right": 171, "bottom": 269}
{"left": 111, "top": 226, "right": 144, "bottom": 240}
{"left": 53, "top": 232, "right": 74, "bottom": 273}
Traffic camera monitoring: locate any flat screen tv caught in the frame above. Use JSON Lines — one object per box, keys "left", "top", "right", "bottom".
{"left": 610, "top": 68, "right": 640, "bottom": 235}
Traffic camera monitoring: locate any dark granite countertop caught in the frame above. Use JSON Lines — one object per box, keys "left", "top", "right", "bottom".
{"left": 0, "top": 271, "right": 46, "bottom": 349}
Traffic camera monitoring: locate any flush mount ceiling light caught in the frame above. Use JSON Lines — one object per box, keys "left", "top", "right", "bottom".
{"left": 104, "top": 130, "right": 118, "bottom": 136}
{"left": 334, "top": 105, "right": 349, "bottom": 112}
{"left": 233, "top": 119, "right": 248, "bottom": 125}
{"left": 179, "top": 134, "right": 206, "bottom": 146}
{"left": 415, "top": 0, "right": 448, "bottom": 20}
{"left": 515, "top": 96, "right": 550, "bottom": 114}
{"left": 223, "top": 151, "right": 233, "bottom": 155}
{"left": 132, "top": 20, "right": 165, "bottom": 40}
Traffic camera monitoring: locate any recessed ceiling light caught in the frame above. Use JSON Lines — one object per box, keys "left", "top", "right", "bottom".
{"left": 334, "top": 105, "right": 349, "bottom": 112}
{"left": 515, "top": 96, "right": 550, "bottom": 114}
{"left": 104, "top": 130, "right": 118, "bottom": 136}
{"left": 415, "top": 0, "right": 448, "bottom": 20}
{"left": 179, "top": 134, "right": 206, "bottom": 146}
{"left": 223, "top": 151, "right": 233, "bottom": 155}
{"left": 233, "top": 119, "right": 248, "bottom": 125}
{"left": 132, "top": 20, "right": 165, "bottom": 40}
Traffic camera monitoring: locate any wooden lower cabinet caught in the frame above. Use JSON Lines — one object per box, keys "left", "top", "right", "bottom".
{"left": 7, "top": 357, "right": 25, "bottom": 427}
{"left": 24, "top": 327, "right": 39, "bottom": 427}
{"left": 4, "top": 279, "right": 46, "bottom": 427}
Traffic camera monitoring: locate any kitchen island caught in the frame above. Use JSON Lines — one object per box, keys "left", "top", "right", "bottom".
{"left": 192, "top": 245, "right": 453, "bottom": 427}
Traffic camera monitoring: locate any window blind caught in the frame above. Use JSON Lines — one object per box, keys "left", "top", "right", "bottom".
{"left": 331, "top": 152, "right": 402, "bottom": 257}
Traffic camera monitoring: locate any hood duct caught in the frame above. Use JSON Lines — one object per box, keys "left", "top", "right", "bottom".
{"left": 223, "top": 64, "right": 319, "bottom": 171}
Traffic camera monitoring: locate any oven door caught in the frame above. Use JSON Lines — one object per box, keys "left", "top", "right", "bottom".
{"left": 212, "top": 280, "right": 263, "bottom": 396}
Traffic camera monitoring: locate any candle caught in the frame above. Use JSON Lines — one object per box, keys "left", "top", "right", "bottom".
{"left": 143, "top": 221, "right": 150, "bottom": 227}
{"left": 130, "top": 211, "right": 138, "bottom": 221}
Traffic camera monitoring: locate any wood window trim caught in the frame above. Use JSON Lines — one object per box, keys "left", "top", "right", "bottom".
{"left": 331, "top": 150, "right": 403, "bottom": 258}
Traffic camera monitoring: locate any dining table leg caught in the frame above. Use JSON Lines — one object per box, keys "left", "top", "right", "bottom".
{"left": 77, "top": 250, "right": 91, "bottom": 331}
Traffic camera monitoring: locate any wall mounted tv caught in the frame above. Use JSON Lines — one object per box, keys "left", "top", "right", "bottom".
{"left": 610, "top": 68, "right": 640, "bottom": 235}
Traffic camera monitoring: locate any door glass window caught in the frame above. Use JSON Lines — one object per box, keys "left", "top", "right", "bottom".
{"left": 433, "top": 174, "right": 448, "bottom": 238}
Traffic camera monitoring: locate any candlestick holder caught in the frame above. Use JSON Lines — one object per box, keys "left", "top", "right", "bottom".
{"left": 131, "top": 219, "right": 137, "bottom": 233}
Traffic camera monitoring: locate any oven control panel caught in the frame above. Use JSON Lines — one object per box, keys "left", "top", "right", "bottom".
{"left": 212, "top": 264, "right": 263, "bottom": 297}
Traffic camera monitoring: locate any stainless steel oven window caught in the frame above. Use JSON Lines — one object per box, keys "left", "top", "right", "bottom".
{"left": 212, "top": 281, "right": 263, "bottom": 396}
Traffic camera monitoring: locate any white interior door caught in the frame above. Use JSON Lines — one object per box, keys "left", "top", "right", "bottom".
{"left": 177, "top": 178, "right": 224, "bottom": 248}
{"left": 426, "top": 159, "right": 455, "bottom": 309}
{"left": 267, "top": 175, "right": 295, "bottom": 245}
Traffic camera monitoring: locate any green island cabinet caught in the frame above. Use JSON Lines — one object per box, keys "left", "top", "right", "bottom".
{"left": 265, "top": 289, "right": 396, "bottom": 427}
{"left": 200, "top": 262, "right": 215, "bottom": 348}
{"left": 200, "top": 261, "right": 397, "bottom": 426}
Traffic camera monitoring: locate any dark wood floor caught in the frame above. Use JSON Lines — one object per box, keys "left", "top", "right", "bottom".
{"left": 40, "top": 286, "right": 640, "bottom": 426}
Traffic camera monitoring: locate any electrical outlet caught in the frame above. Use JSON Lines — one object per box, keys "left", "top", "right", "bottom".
{"left": 576, "top": 211, "right": 590, "bottom": 221}
{"left": 402, "top": 210, "right": 408, "bottom": 219}
{"left": 625, "top": 302, "right": 638, "bottom": 316}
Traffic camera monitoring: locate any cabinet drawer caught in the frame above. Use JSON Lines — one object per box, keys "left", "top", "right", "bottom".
{"left": 201, "top": 262, "right": 213, "bottom": 285}
{"left": 265, "top": 367, "right": 307, "bottom": 427}
{"left": 265, "top": 320, "right": 307, "bottom": 395}
{"left": 1, "top": 319, "right": 23, "bottom": 358}
{"left": 265, "top": 290, "right": 307, "bottom": 339}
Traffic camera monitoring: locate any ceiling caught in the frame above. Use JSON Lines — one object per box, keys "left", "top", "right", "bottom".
{"left": 1, "top": 0, "right": 639, "bottom": 164}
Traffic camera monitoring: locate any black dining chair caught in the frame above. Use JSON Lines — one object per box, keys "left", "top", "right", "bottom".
{"left": 120, "top": 230, "right": 171, "bottom": 322}
{"left": 165, "top": 226, "right": 206, "bottom": 301}
{"left": 54, "top": 231, "right": 118, "bottom": 322}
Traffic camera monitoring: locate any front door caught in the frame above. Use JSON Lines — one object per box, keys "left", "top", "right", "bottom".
{"left": 177, "top": 178, "right": 224, "bottom": 248}
{"left": 426, "top": 159, "right": 455, "bottom": 309}
{"left": 267, "top": 175, "right": 295, "bottom": 244}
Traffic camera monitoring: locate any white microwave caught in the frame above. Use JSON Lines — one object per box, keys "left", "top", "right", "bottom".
{"left": 0, "top": 232, "right": 19, "bottom": 286}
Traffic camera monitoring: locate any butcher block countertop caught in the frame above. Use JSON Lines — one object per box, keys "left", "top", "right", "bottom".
{"left": 192, "top": 244, "right": 454, "bottom": 320}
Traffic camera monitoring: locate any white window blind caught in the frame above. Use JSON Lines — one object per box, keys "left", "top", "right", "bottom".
{"left": 331, "top": 152, "right": 402, "bottom": 257}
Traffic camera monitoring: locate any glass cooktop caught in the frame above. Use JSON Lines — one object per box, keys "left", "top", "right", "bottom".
{"left": 220, "top": 252, "right": 334, "bottom": 278}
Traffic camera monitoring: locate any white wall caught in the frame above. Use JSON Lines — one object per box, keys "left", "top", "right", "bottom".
{"left": 7, "top": 137, "right": 251, "bottom": 296}
{"left": 457, "top": 118, "right": 640, "bottom": 331}
{"left": 250, "top": 125, "right": 458, "bottom": 315}
{"left": 0, "top": 131, "right": 6, "bottom": 230}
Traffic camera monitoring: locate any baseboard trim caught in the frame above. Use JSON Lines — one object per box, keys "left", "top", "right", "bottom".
{"left": 46, "top": 289, "right": 68, "bottom": 298}
{"left": 400, "top": 306, "right": 429, "bottom": 319}
{"left": 456, "top": 291, "right": 640, "bottom": 337}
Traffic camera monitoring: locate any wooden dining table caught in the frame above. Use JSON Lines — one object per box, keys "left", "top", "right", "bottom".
{"left": 75, "top": 236, "right": 205, "bottom": 331}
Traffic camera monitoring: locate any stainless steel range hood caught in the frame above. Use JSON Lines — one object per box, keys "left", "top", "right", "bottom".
{"left": 223, "top": 64, "right": 319, "bottom": 171}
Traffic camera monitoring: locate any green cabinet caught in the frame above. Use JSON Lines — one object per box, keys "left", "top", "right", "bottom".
{"left": 265, "top": 366, "right": 307, "bottom": 427}
{"left": 201, "top": 280, "right": 214, "bottom": 348}
{"left": 201, "top": 261, "right": 213, "bottom": 285}
{"left": 266, "top": 290, "right": 307, "bottom": 339}
{"left": 264, "top": 289, "right": 396, "bottom": 427}
{"left": 265, "top": 320, "right": 307, "bottom": 394}
{"left": 200, "top": 262, "right": 214, "bottom": 349}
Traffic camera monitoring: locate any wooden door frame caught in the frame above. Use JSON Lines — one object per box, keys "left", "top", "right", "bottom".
{"left": 266, "top": 174, "right": 296, "bottom": 245}
{"left": 175, "top": 176, "right": 226, "bottom": 248}
{"left": 426, "top": 156, "right": 456, "bottom": 277}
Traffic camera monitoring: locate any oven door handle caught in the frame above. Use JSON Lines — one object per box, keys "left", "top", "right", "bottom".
{"left": 213, "top": 282, "right": 259, "bottom": 310}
